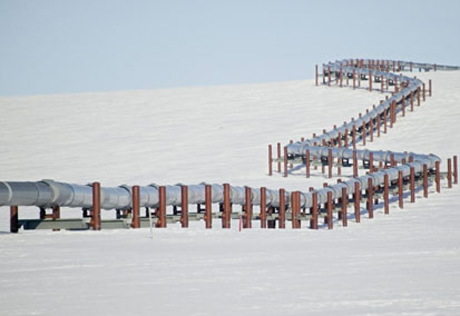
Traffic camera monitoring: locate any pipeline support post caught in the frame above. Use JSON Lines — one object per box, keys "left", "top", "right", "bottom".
{"left": 279, "top": 189, "right": 286, "bottom": 229}
{"left": 423, "top": 165, "right": 428, "bottom": 198}
{"left": 341, "top": 187, "right": 348, "bottom": 227}
{"left": 131, "top": 185, "right": 140, "bottom": 229}
{"left": 244, "top": 187, "right": 252, "bottom": 229}
{"left": 260, "top": 187, "right": 267, "bottom": 228}
{"left": 326, "top": 191, "right": 333, "bottom": 229}
{"left": 354, "top": 182, "right": 361, "bottom": 223}
{"left": 205, "top": 185, "right": 212, "bottom": 229}
{"left": 292, "top": 191, "right": 301, "bottom": 229}
{"left": 367, "top": 178, "right": 374, "bottom": 218}
{"left": 436, "top": 161, "right": 441, "bottom": 193}
{"left": 91, "top": 182, "right": 101, "bottom": 230}
{"left": 382, "top": 174, "right": 389, "bottom": 214}
{"left": 223, "top": 183, "right": 231, "bottom": 228}
{"left": 181, "top": 186, "right": 189, "bottom": 228}
{"left": 410, "top": 167, "right": 415, "bottom": 203}
{"left": 310, "top": 192, "right": 318, "bottom": 229}
{"left": 398, "top": 171, "right": 404, "bottom": 209}
{"left": 10, "top": 206, "right": 19, "bottom": 233}
{"left": 284, "top": 146, "right": 288, "bottom": 178}
{"left": 156, "top": 186, "right": 167, "bottom": 228}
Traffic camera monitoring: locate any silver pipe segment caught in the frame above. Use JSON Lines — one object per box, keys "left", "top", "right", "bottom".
{"left": 0, "top": 180, "right": 289, "bottom": 210}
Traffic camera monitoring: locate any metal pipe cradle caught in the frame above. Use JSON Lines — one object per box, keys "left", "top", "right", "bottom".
{"left": 1, "top": 59, "right": 458, "bottom": 215}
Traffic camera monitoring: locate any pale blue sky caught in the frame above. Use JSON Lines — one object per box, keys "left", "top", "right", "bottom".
{"left": 1, "top": 0, "right": 459, "bottom": 96}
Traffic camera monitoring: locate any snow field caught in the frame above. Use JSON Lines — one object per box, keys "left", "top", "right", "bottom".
{"left": 0, "top": 70, "right": 459, "bottom": 315}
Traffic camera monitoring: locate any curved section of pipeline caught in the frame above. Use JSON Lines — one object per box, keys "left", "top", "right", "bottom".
{"left": 0, "top": 59, "right": 458, "bottom": 213}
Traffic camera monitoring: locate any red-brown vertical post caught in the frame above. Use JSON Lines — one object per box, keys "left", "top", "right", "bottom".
{"left": 310, "top": 192, "right": 318, "bottom": 229}
{"left": 384, "top": 174, "right": 389, "bottom": 214}
{"left": 10, "top": 206, "right": 19, "bottom": 233}
{"left": 328, "top": 148, "right": 333, "bottom": 179}
{"left": 344, "top": 128, "right": 349, "bottom": 147}
{"left": 205, "top": 184, "right": 212, "bottom": 229}
{"left": 390, "top": 154, "right": 396, "bottom": 167}
{"left": 292, "top": 191, "right": 301, "bottom": 229}
{"left": 434, "top": 64, "right": 437, "bottom": 71}
{"left": 398, "top": 171, "right": 404, "bottom": 209}
{"left": 260, "top": 187, "right": 267, "bottom": 228}
{"left": 369, "top": 117, "right": 374, "bottom": 142}
{"left": 377, "top": 114, "right": 381, "bottom": 137}
{"left": 390, "top": 101, "right": 394, "bottom": 128}
{"left": 383, "top": 109, "right": 388, "bottom": 133}
{"left": 328, "top": 66, "right": 331, "bottom": 86}
{"left": 181, "top": 186, "right": 189, "bottom": 228}
{"left": 279, "top": 189, "right": 286, "bottom": 229}
{"left": 422, "top": 83, "right": 426, "bottom": 101}
{"left": 410, "top": 61, "right": 413, "bottom": 72}
{"left": 52, "top": 205, "right": 60, "bottom": 221}
{"left": 369, "top": 70, "right": 372, "bottom": 92}
{"left": 337, "top": 133, "right": 342, "bottom": 176}
{"left": 436, "top": 161, "right": 441, "bottom": 193}
{"left": 306, "top": 149, "right": 310, "bottom": 178}
{"left": 423, "top": 164, "right": 428, "bottom": 198}
{"left": 244, "top": 187, "right": 252, "bottom": 229}
{"left": 277, "top": 143, "right": 281, "bottom": 173}
{"left": 341, "top": 187, "right": 348, "bottom": 227}
{"left": 392, "top": 60, "right": 396, "bottom": 72}
{"left": 354, "top": 182, "right": 361, "bottom": 223}
{"left": 284, "top": 146, "right": 288, "bottom": 178}
{"left": 223, "top": 183, "right": 231, "bottom": 228}
{"left": 381, "top": 75, "right": 384, "bottom": 93}
{"left": 362, "top": 121, "right": 366, "bottom": 145}
{"left": 402, "top": 97, "right": 405, "bottom": 117}
{"left": 131, "top": 185, "right": 140, "bottom": 229}
{"left": 429, "top": 79, "right": 432, "bottom": 97}
{"left": 92, "top": 182, "right": 101, "bottom": 230}
{"left": 367, "top": 177, "right": 374, "bottom": 218}
{"left": 353, "top": 150, "right": 358, "bottom": 178}
{"left": 268, "top": 144, "right": 273, "bottom": 176}
{"left": 454, "top": 155, "right": 458, "bottom": 184}
{"left": 315, "top": 64, "right": 318, "bottom": 86}
{"left": 410, "top": 167, "right": 415, "bottom": 203}
{"left": 327, "top": 191, "right": 333, "bottom": 229}
{"left": 156, "top": 186, "right": 167, "bottom": 228}
{"left": 447, "top": 159, "right": 452, "bottom": 189}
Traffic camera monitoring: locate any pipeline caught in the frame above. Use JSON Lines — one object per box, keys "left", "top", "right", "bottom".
{"left": 2, "top": 59, "right": 459, "bottom": 231}
{"left": 0, "top": 180, "right": 285, "bottom": 210}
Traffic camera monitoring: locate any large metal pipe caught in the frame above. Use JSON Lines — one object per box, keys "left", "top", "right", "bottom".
{"left": 1, "top": 59, "right": 457, "bottom": 223}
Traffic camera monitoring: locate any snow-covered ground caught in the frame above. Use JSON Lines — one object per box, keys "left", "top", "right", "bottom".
{"left": 0, "top": 70, "right": 459, "bottom": 315}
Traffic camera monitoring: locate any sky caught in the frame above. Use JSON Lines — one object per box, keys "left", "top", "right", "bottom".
{"left": 0, "top": 0, "right": 459, "bottom": 96}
